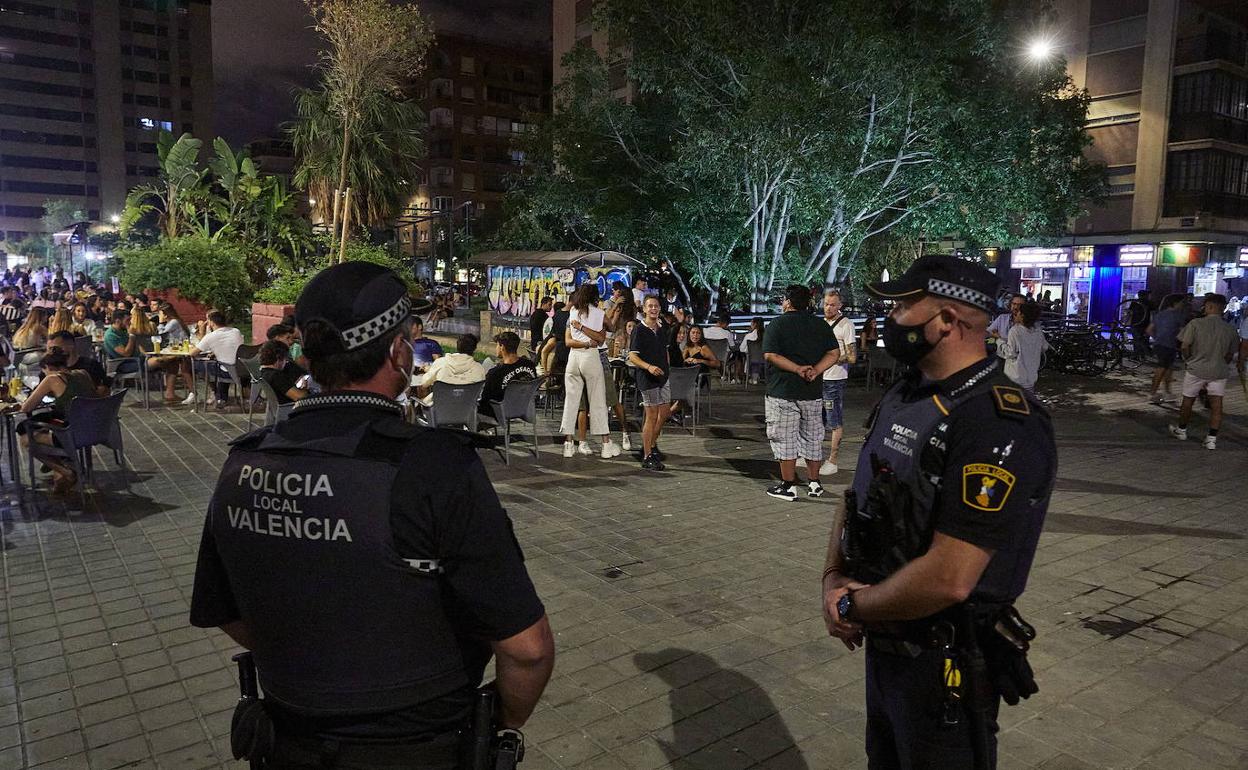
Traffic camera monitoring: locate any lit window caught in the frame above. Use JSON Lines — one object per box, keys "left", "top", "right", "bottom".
{"left": 460, "top": 56, "right": 475, "bottom": 74}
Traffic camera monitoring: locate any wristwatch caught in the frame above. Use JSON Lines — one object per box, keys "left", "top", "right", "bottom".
{"left": 836, "top": 591, "right": 856, "bottom": 622}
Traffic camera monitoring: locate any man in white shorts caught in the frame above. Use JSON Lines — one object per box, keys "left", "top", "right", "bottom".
{"left": 1169, "top": 293, "right": 1238, "bottom": 450}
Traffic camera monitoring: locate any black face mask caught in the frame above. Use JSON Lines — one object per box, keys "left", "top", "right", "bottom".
{"left": 882, "top": 312, "right": 942, "bottom": 365}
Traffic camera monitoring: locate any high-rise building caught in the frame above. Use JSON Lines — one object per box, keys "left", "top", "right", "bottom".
{"left": 552, "top": 0, "right": 630, "bottom": 99}
{"left": 1010, "top": 0, "right": 1248, "bottom": 320}
{"left": 395, "top": 33, "right": 550, "bottom": 281}
{"left": 0, "top": 0, "right": 213, "bottom": 246}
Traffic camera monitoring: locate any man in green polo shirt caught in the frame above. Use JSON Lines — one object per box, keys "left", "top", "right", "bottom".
{"left": 762, "top": 285, "right": 841, "bottom": 501}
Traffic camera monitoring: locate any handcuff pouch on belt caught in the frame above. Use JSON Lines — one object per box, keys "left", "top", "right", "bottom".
{"left": 933, "top": 603, "right": 1039, "bottom": 726}
{"left": 841, "top": 453, "right": 929, "bottom": 584}
{"left": 971, "top": 603, "right": 1039, "bottom": 707}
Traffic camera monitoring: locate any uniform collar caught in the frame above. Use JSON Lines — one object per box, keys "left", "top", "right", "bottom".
{"left": 906, "top": 356, "right": 999, "bottom": 398}
{"left": 292, "top": 390, "right": 405, "bottom": 417}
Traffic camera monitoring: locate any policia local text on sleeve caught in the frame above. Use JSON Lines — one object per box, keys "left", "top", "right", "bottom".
{"left": 821, "top": 255, "right": 1056, "bottom": 770}
{"left": 189, "top": 262, "right": 555, "bottom": 769}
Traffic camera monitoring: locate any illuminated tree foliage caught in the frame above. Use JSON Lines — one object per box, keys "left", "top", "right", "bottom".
{"left": 499, "top": 0, "right": 1104, "bottom": 308}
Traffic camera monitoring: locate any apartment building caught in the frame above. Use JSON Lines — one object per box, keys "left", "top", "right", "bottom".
{"left": 1011, "top": 0, "right": 1248, "bottom": 321}
{"left": 0, "top": 0, "right": 213, "bottom": 248}
{"left": 395, "top": 34, "right": 550, "bottom": 281}
{"left": 552, "top": 0, "right": 630, "bottom": 100}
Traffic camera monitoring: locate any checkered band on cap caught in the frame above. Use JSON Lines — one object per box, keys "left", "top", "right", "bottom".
{"left": 927, "top": 279, "right": 993, "bottom": 312}
{"left": 339, "top": 295, "right": 411, "bottom": 350}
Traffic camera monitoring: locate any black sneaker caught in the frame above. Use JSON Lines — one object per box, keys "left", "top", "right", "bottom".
{"left": 766, "top": 483, "right": 798, "bottom": 501}
{"left": 807, "top": 481, "right": 825, "bottom": 498}
{"left": 641, "top": 453, "right": 666, "bottom": 471}
{"left": 653, "top": 445, "right": 666, "bottom": 461}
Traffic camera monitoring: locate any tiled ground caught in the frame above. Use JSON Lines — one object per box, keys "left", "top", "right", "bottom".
{"left": 1, "top": 366, "right": 1246, "bottom": 769}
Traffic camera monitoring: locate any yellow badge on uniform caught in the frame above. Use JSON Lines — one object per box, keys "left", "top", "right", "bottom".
{"left": 962, "top": 464, "right": 1016, "bottom": 512}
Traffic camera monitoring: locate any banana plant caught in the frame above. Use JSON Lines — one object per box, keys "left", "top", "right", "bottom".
{"left": 119, "top": 132, "right": 208, "bottom": 240}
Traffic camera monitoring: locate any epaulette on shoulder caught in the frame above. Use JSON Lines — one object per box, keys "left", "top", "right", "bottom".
{"left": 989, "top": 384, "right": 1031, "bottom": 420}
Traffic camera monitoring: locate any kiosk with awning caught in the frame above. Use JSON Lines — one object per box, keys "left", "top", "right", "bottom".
{"left": 468, "top": 250, "right": 644, "bottom": 318}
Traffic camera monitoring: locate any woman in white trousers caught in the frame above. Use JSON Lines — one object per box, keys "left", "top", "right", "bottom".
{"left": 561, "top": 285, "right": 619, "bottom": 459}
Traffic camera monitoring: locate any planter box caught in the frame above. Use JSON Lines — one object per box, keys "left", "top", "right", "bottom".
{"left": 146, "top": 288, "right": 210, "bottom": 325}
{"left": 251, "top": 302, "right": 295, "bottom": 344}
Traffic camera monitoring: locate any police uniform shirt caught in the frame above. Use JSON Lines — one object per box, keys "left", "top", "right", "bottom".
{"left": 882, "top": 358, "right": 1055, "bottom": 602}
{"left": 189, "top": 392, "right": 545, "bottom": 739}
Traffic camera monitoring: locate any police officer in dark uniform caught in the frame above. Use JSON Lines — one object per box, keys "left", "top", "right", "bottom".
{"left": 189, "top": 262, "right": 555, "bottom": 769}
{"left": 820, "top": 255, "right": 1056, "bottom": 770}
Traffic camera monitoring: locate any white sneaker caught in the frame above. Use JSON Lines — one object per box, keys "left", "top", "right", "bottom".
{"left": 1204, "top": 436, "right": 1217, "bottom": 450}
{"left": 819, "top": 460, "right": 838, "bottom": 476}
{"left": 180, "top": 393, "right": 196, "bottom": 406}
{"left": 621, "top": 433, "right": 631, "bottom": 452}
{"left": 577, "top": 441, "right": 592, "bottom": 456}
{"left": 205, "top": 395, "right": 215, "bottom": 406}
{"left": 601, "top": 440, "right": 621, "bottom": 459}
{"left": 1168, "top": 425, "right": 1187, "bottom": 441}
{"left": 563, "top": 441, "right": 575, "bottom": 458}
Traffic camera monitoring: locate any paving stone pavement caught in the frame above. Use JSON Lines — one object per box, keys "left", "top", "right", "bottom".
{"left": 1, "top": 367, "right": 1246, "bottom": 769}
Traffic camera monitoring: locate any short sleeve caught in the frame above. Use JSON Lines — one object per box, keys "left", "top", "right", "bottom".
{"left": 406, "top": 446, "right": 544, "bottom": 641}
{"left": 762, "top": 319, "right": 781, "bottom": 354}
{"left": 188, "top": 507, "right": 241, "bottom": 628}
{"left": 933, "top": 402, "right": 1056, "bottom": 552}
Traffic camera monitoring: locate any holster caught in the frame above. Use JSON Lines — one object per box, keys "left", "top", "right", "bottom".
{"left": 469, "top": 684, "right": 526, "bottom": 770}
{"left": 230, "top": 653, "right": 275, "bottom": 762}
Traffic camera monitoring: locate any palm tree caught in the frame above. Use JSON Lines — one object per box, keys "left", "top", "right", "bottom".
{"left": 302, "top": 0, "right": 432, "bottom": 260}
{"left": 290, "top": 86, "right": 426, "bottom": 235}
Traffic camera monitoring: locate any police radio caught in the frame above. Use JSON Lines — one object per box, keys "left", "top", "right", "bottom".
{"left": 841, "top": 453, "right": 927, "bottom": 583}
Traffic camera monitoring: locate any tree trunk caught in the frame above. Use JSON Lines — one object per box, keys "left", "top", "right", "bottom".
{"left": 338, "top": 188, "right": 352, "bottom": 263}
{"left": 332, "top": 121, "right": 354, "bottom": 251}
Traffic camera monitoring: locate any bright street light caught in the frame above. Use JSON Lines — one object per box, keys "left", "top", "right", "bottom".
{"left": 1027, "top": 37, "right": 1055, "bottom": 62}
{"left": 109, "top": 213, "right": 120, "bottom": 224}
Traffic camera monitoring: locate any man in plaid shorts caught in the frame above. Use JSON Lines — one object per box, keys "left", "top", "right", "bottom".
{"left": 762, "top": 285, "right": 842, "bottom": 501}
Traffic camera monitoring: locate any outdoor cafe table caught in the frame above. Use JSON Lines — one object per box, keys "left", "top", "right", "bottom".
{"left": 142, "top": 348, "right": 200, "bottom": 410}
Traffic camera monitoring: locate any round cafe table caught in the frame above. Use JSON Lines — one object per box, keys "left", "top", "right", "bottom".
{"left": 142, "top": 348, "right": 201, "bottom": 410}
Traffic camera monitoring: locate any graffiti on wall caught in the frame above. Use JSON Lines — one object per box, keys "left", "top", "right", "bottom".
{"left": 487, "top": 265, "right": 633, "bottom": 317}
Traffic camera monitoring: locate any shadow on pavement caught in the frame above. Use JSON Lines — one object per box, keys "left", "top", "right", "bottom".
{"left": 1045, "top": 512, "right": 1242, "bottom": 539}
{"left": 634, "top": 648, "right": 809, "bottom": 768}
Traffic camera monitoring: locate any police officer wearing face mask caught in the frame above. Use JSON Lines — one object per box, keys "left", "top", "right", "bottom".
{"left": 189, "top": 262, "right": 555, "bottom": 769}
{"left": 820, "top": 255, "right": 1055, "bottom": 770}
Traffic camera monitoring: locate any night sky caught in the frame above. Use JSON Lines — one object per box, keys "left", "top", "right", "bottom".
{"left": 212, "top": 0, "right": 552, "bottom": 146}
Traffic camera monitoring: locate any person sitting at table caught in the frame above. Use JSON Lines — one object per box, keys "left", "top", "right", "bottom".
{"left": 129, "top": 304, "right": 158, "bottom": 337}
{"left": 478, "top": 332, "right": 537, "bottom": 417}
{"left": 47, "top": 332, "right": 107, "bottom": 396}
{"left": 47, "top": 307, "right": 85, "bottom": 338}
{"left": 17, "top": 348, "right": 96, "bottom": 495}
{"left": 144, "top": 305, "right": 193, "bottom": 402}
{"left": 407, "top": 316, "right": 442, "bottom": 373}
{"left": 258, "top": 340, "right": 309, "bottom": 405}
{"left": 70, "top": 303, "right": 97, "bottom": 337}
{"left": 103, "top": 310, "right": 141, "bottom": 377}
{"left": 185, "top": 310, "right": 244, "bottom": 408}
{"left": 13, "top": 307, "right": 48, "bottom": 350}
{"left": 415, "top": 333, "right": 485, "bottom": 409}
{"left": 682, "top": 325, "right": 721, "bottom": 375}
{"left": 156, "top": 303, "right": 190, "bottom": 345}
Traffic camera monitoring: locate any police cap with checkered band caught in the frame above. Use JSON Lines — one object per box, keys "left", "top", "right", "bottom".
{"left": 865, "top": 254, "right": 1000, "bottom": 314}
{"left": 295, "top": 262, "right": 429, "bottom": 353}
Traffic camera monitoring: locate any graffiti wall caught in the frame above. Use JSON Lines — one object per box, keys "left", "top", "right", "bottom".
{"left": 486, "top": 264, "right": 633, "bottom": 317}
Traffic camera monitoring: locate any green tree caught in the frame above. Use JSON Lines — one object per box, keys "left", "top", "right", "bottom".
{"left": 290, "top": 86, "right": 426, "bottom": 234}
{"left": 302, "top": 0, "right": 432, "bottom": 260}
{"left": 500, "top": 0, "right": 1105, "bottom": 309}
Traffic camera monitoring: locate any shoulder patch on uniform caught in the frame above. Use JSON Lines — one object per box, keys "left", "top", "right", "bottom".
{"left": 991, "top": 385, "right": 1030, "bottom": 417}
{"left": 962, "top": 463, "right": 1016, "bottom": 512}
